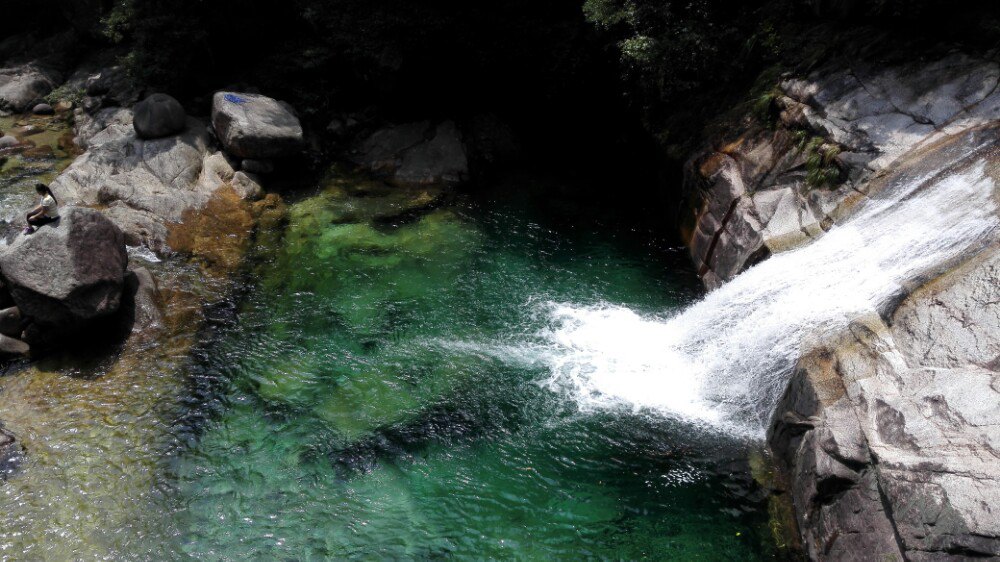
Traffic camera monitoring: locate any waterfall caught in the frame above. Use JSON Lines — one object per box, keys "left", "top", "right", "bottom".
{"left": 536, "top": 159, "right": 999, "bottom": 437}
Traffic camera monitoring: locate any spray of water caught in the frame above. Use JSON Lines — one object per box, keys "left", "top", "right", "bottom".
{"left": 536, "top": 160, "right": 998, "bottom": 437}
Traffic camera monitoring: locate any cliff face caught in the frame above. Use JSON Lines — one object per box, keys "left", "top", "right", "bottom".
{"left": 682, "top": 54, "right": 1000, "bottom": 560}
{"left": 682, "top": 53, "right": 1000, "bottom": 289}
{"left": 769, "top": 126, "right": 1000, "bottom": 560}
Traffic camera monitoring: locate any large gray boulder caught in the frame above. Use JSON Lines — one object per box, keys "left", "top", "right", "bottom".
{"left": 0, "top": 64, "right": 60, "bottom": 113}
{"left": 55, "top": 109, "right": 253, "bottom": 253}
{"left": 352, "top": 120, "right": 469, "bottom": 187}
{"left": 0, "top": 207, "right": 127, "bottom": 328}
{"left": 770, "top": 258, "right": 1000, "bottom": 559}
{"left": 133, "top": 93, "right": 187, "bottom": 139}
{"left": 72, "top": 106, "right": 133, "bottom": 149}
{"left": 211, "top": 91, "right": 303, "bottom": 159}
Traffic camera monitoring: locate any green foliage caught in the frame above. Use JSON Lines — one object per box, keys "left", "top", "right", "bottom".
{"left": 583, "top": 0, "right": 633, "bottom": 28}
{"left": 101, "top": 0, "right": 134, "bottom": 43}
{"left": 44, "top": 84, "right": 85, "bottom": 106}
{"left": 619, "top": 35, "right": 658, "bottom": 65}
{"left": 751, "top": 86, "right": 781, "bottom": 125}
{"left": 579, "top": 0, "right": 781, "bottom": 153}
{"left": 799, "top": 135, "right": 842, "bottom": 188}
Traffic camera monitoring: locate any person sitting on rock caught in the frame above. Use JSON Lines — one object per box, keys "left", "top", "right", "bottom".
{"left": 23, "top": 184, "right": 59, "bottom": 235}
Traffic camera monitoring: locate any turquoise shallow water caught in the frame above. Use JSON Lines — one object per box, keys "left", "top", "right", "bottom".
{"left": 166, "top": 175, "right": 785, "bottom": 560}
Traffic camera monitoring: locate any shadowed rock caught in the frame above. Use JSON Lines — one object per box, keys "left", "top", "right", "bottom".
{"left": 0, "top": 306, "right": 23, "bottom": 337}
{"left": 0, "top": 207, "right": 127, "bottom": 331}
{"left": 352, "top": 120, "right": 469, "bottom": 187}
{"left": 133, "top": 93, "right": 187, "bottom": 140}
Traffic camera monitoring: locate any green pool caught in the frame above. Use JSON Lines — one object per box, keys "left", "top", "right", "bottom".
{"left": 0, "top": 157, "right": 789, "bottom": 559}
{"left": 167, "top": 174, "right": 785, "bottom": 559}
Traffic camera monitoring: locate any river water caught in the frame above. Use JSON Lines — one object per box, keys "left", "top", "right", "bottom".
{"left": 0, "top": 120, "right": 786, "bottom": 559}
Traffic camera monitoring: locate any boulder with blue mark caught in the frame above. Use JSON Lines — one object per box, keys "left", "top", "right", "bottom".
{"left": 211, "top": 91, "right": 304, "bottom": 159}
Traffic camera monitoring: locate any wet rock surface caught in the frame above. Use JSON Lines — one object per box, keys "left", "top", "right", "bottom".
{"left": 765, "top": 124, "right": 1000, "bottom": 559}
{"left": 684, "top": 53, "right": 1000, "bottom": 290}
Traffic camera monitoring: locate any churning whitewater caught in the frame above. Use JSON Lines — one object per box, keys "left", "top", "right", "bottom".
{"left": 536, "top": 161, "right": 998, "bottom": 437}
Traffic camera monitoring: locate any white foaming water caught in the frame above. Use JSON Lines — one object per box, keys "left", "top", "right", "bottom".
{"left": 535, "top": 162, "right": 999, "bottom": 437}
{"left": 127, "top": 244, "right": 162, "bottom": 263}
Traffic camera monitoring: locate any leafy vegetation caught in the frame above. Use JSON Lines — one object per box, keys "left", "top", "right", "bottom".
{"left": 579, "top": 0, "right": 1000, "bottom": 156}
{"left": 16, "top": 0, "right": 1000, "bottom": 174}
{"left": 794, "top": 132, "right": 842, "bottom": 188}
{"left": 44, "top": 84, "right": 86, "bottom": 107}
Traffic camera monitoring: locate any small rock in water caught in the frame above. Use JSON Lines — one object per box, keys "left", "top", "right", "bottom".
{"left": 54, "top": 100, "right": 74, "bottom": 112}
{"left": 231, "top": 171, "right": 263, "bottom": 200}
{"left": 0, "top": 333, "right": 29, "bottom": 356}
{"left": 0, "top": 135, "right": 19, "bottom": 148}
{"left": 241, "top": 158, "right": 273, "bottom": 174}
{"left": 32, "top": 103, "right": 54, "bottom": 115}
{"left": 0, "top": 425, "right": 23, "bottom": 480}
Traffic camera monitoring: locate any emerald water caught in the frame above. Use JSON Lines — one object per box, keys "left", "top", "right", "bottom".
{"left": 0, "top": 158, "right": 788, "bottom": 559}
{"left": 167, "top": 175, "right": 783, "bottom": 559}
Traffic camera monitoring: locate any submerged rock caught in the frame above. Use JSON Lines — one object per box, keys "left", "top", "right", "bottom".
{"left": 352, "top": 120, "right": 469, "bottom": 187}
{"left": 0, "top": 425, "right": 22, "bottom": 480}
{"left": 211, "top": 91, "right": 303, "bottom": 159}
{"left": 247, "top": 187, "right": 480, "bottom": 440}
{"left": 119, "top": 266, "right": 163, "bottom": 342}
{"left": 133, "top": 93, "right": 187, "bottom": 140}
{"left": 0, "top": 207, "right": 127, "bottom": 330}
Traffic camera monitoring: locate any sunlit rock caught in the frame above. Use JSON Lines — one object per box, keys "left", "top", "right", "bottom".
{"left": 685, "top": 53, "right": 1000, "bottom": 290}
{"left": 0, "top": 207, "right": 127, "bottom": 332}
{"left": 211, "top": 91, "right": 303, "bottom": 159}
